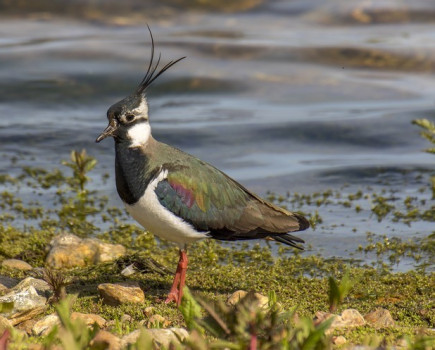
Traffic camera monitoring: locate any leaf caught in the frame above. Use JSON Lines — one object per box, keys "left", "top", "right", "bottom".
{"left": 301, "top": 317, "right": 333, "bottom": 350}
{"left": 179, "top": 287, "right": 203, "bottom": 332}
{"left": 413, "top": 118, "right": 435, "bottom": 133}
{"left": 0, "top": 302, "right": 13, "bottom": 314}
{"left": 328, "top": 271, "right": 354, "bottom": 312}
{"left": 328, "top": 277, "right": 340, "bottom": 312}
{"left": 131, "top": 328, "right": 154, "bottom": 350}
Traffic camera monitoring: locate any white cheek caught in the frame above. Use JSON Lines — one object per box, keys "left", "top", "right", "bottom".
{"left": 127, "top": 122, "right": 151, "bottom": 147}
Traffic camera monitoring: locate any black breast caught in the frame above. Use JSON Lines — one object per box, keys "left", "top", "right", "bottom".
{"left": 114, "top": 144, "right": 157, "bottom": 205}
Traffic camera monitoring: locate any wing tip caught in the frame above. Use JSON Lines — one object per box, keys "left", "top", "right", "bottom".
{"left": 294, "top": 212, "right": 310, "bottom": 231}
{"left": 273, "top": 234, "right": 305, "bottom": 250}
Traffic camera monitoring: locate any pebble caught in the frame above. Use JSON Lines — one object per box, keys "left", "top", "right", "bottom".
{"left": 143, "top": 306, "right": 155, "bottom": 316}
{"left": 90, "top": 330, "right": 121, "bottom": 350}
{"left": 1, "top": 259, "right": 33, "bottom": 271}
{"left": 146, "top": 314, "right": 169, "bottom": 328}
{"left": 0, "top": 286, "right": 46, "bottom": 319}
{"left": 15, "top": 319, "right": 37, "bottom": 335}
{"left": 9, "top": 306, "right": 47, "bottom": 326}
{"left": 332, "top": 335, "right": 347, "bottom": 345}
{"left": 314, "top": 309, "right": 366, "bottom": 334}
{"left": 122, "top": 328, "right": 188, "bottom": 348}
{"left": 227, "top": 290, "right": 269, "bottom": 308}
{"left": 0, "top": 284, "right": 8, "bottom": 294}
{"left": 12, "top": 277, "right": 51, "bottom": 297}
{"left": 364, "top": 308, "right": 395, "bottom": 328}
{"left": 121, "top": 314, "right": 132, "bottom": 323}
{"left": 71, "top": 312, "right": 106, "bottom": 328}
{"left": 32, "top": 314, "right": 60, "bottom": 336}
{"left": 98, "top": 282, "right": 145, "bottom": 306}
{"left": 46, "top": 233, "right": 126, "bottom": 269}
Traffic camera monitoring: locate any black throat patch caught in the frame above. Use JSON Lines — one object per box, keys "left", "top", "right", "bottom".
{"left": 114, "top": 144, "right": 158, "bottom": 205}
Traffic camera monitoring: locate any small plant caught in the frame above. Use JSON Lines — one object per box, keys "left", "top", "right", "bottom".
{"left": 40, "top": 268, "right": 69, "bottom": 304}
{"left": 413, "top": 118, "right": 435, "bottom": 199}
{"left": 62, "top": 149, "right": 97, "bottom": 195}
{"left": 43, "top": 296, "right": 99, "bottom": 350}
{"left": 180, "top": 287, "right": 333, "bottom": 350}
{"left": 328, "top": 271, "right": 354, "bottom": 312}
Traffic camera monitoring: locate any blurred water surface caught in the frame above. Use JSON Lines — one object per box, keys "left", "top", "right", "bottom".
{"left": 1, "top": 0, "right": 434, "bottom": 269}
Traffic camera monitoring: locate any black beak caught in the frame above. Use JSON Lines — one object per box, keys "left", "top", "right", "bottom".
{"left": 96, "top": 121, "right": 118, "bottom": 143}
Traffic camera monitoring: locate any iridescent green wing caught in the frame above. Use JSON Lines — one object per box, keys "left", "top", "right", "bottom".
{"left": 155, "top": 156, "right": 308, "bottom": 240}
{"left": 155, "top": 158, "right": 250, "bottom": 232}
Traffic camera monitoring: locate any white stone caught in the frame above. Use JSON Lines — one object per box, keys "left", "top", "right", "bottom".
{"left": 0, "top": 286, "right": 46, "bottom": 317}
{"left": 12, "top": 277, "right": 51, "bottom": 296}
{"left": 32, "top": 314, "right": 60, "bottom": 336}
{"left": 122, "top": 328, "right": 188, "bottom": 348}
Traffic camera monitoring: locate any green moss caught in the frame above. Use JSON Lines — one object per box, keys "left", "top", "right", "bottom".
{"left": 0, "top": 155, "right": 434, "bottom": 348}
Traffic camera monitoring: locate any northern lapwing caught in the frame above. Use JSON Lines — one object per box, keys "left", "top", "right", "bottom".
{"left": 96, "top": 29, "right": 309, "bottom": 305}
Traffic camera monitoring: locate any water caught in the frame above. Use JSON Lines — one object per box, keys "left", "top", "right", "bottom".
{"left": 1, "top": 0, "right": 434, "bottom": 270}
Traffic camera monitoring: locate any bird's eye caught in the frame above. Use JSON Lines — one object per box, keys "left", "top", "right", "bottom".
{"left": 125, "top": 114, "right": 135, "bottom": 122}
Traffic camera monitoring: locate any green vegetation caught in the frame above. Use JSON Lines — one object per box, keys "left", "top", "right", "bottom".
{"left": 413, "top": 118, "right": 435, "bottom": 199}
{"left": 0, "top": 150, "right": 434, "bottom": 349}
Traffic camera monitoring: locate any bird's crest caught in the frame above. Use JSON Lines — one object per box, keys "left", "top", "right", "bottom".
{"left": 136, "top": 26, "right": 186, "bottom": 95}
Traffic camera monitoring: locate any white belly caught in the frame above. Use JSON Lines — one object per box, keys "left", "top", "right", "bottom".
{"left": 125, "top": 169, "right": 207, "bottom": 248}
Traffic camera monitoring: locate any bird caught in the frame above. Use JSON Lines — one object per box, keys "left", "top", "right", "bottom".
{"left": 96, "top": 28, "right": 309, "bottom": 306}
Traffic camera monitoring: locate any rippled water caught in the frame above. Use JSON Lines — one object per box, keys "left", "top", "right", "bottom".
{"left": 1, "top": 0, "right": 434, "bottom": 270}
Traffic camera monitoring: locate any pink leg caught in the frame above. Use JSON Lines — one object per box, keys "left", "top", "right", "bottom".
{"left": 165, "top": 250, "right": 188, "bottom": 306}
{"left": 0, "top": 329, "right": 9, "bottom": 350}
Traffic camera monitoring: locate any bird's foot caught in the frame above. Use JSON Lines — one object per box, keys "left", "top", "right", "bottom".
{"left": 164, "top": 290, "right": 180, "bottom": 305}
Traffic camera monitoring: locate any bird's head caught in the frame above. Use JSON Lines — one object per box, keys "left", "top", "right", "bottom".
{"left": 96, "top": 27, "right": 185, "bottom": 146}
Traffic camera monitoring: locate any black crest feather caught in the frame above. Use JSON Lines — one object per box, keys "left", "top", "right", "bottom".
{"left": 137, "top": 25, "right": 186, "bottom": 94}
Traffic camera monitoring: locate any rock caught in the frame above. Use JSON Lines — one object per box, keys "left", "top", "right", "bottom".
{"left": 227, "top": 290, "right": 269, "bottom": 308}
{"left": 122, "top": 328, "right": 188, "bottom": 348}
{"left": 98, "top": 282, "right": 145, "bottom": 306}
{"left": 0, "top": 316, "right": 11, "bottom": 335}
{"left": 339, "top": 309, "right": 366, "bottom": 327}
{"left": 314, "top": 309, "right": 365, "bottom": 334}
{"left": 364, "top": 308, "right": 395, "bottom": 328}
{"left": 0, "top": 276, "right": 19, "bottom": 289}
{"left": 332, "top": 336, "right": 347, "bottom": 345}
{"left": 46, "top": 234, "right": 97, "bottom": 269}
{"left": 0, "top": 284, "right": 8, "bottom": 294}
{"left": 9, "top": 306, "right": 47, "bottom": 326}
{"left": 12, "top": 277, "right": 51, "bottom": 297}
{"left": 16, "top": 319, "right": 37, "bottom": 335}
{"left": 0, "top": 286, "right": 47, "bottom": 319}
{"left": 105, "top": 320, "right": 116, "bottom": 330}
{"left": 1, "top": 259, "right": 33, "bottom": 271}
{"left": 313, "top": 311, "right": 334, "bottom": 326}
{"left": 90, "top": 330, "right": 121, "bottom": 350}
{"left": 121, "top": 329, "right": 142, "bottom": 347}
{"left": 147, "top": 314, "right": 169, "bottom": 328}
{"left": 252, "top": 293, "right": 269, "bottom": 309}
{"left": 32, "top": 314, "right": 60, "bottom": 336}
{"left": 49, "top": 234, "right": 82, "bottom": 247}
{"left": 46, "top": 234, "right": 126, "bottom": 269}
{"left": 95, "top": 241, "right": 126, "bottom": 263}
{"left": 121, "top": 314, "right": 132, "bottom": 323}
{"left": 71, "top": 312, "right": 106, "bottom": 328}
{"left": 143, "top": 306, "right": 155, "bottom": 316}
{"left": 227, "top": 290, "right": 247, "bottom": 305}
